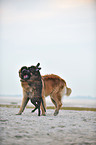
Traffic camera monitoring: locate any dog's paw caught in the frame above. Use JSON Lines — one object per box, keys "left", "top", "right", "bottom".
{"left": 54, "top": 110, "right": 59, "bottom": 116}
{"left": 16, "top": 113, "right": 22, "bottom": 115}
{"left": 41, "top": 114, "right": 46, "bottom": 116}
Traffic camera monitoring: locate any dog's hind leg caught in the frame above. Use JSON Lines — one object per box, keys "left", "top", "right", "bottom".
{"left": 40, "top": 83, "right": 46, "bottom": 116}
{"left": 31, "top": 106, "right": 37, "bottom": 112}
{"left": 51, "top": 93, "right": 62, "bottom": 116}
{"left": 41, "top": 101, "right": 46, "bottom": 116}
{"left": 40, "top": 96, "right": 46, "bottom": 115}
{"left": 31, "top": 98, "right": 41, "bottom": 116}
{"left": 38, "top": 106, "right": 41, "bottom": 116}
{"left": 41, "top": 98, "right": 46, "bottom": 112}
{"left": 32, "top": 105, "right": 41, "bottom": 116}
{"left": 31, "top": 101, "right": 38, "bottom": 112}
{"left": 50, "top": 97, "right": 57, "bottom": 108}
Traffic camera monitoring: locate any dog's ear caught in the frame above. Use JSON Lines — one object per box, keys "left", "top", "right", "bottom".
{"left": 36, "top": 67, "right": 41, "bottom": 71}
{"left": 36, "top": 63, "right": 41, "bottom": 71}
{"left": 21, "top": 66, "right": 27, "bottom": 72}
{"left": 36, "top": 63, "right": 40, "bottom": 68}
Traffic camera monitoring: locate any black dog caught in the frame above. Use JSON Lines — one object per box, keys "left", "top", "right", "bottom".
{"left": 18, "top": 63, "right": 46, "bottom": 116}
{"left": 20, "top": 66, "right": 31, "bottom": 81}
{"left": 28, "top": 63, "right": 46, "bottom": 115}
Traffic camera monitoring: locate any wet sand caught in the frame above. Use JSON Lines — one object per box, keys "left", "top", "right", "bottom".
{"left": 0, "top": 107, "right": 96, "bottom": 145}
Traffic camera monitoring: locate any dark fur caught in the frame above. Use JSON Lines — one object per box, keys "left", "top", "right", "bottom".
{"left": 28, "top": 64, "right": 43, "bottom": 116}
{"left": 28, "top": 63, "right": 46, "bottom": 114}
{"left": 17, "top": 63, "right": 46, "bottom": 116}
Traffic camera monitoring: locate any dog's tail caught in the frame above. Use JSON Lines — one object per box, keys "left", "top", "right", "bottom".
{"left": 66, "top": 87, "right": 72, "bottom": 96}
{"left": 41, "top": 98, "right": 46, "bottom": 112}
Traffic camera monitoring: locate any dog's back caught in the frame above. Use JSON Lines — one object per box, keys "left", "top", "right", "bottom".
{"left": 42, "top": 74, "right": 70, "bottom": 97}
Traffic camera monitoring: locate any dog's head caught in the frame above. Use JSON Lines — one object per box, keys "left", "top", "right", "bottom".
{"left": 28, "top": 63, "right": 41, "bottom": 77}
{"left": 19, "top": 63, "right": 41, "bottom": 81}
{"left": 19, "top": 66, "right": 31, "bottom": 81}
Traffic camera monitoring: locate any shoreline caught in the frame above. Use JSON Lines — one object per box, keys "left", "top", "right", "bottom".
{"left": 0, "top": 104, "right": 96, "bottom": 112}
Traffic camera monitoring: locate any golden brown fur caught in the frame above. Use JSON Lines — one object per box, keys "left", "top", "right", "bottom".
{"left": 17, "top": 71, "right": 71, "bottom": 116}
{"left": 41, "top": 74, "right": 72, "bottom": 116}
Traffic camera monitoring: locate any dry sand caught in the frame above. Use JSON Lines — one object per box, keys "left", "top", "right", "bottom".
{"left": 0, "top": 107, "right": 96, "bottom": 145}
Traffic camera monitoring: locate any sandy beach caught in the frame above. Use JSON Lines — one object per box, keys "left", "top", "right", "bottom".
{"left": 0, "top": 106, "right": 96, "bottom": 145}
{"left": 0, "top": 96, "right": 96, "bottom": 145}
{"left": 1, "top": 0, "right": 96, "bottom": 144}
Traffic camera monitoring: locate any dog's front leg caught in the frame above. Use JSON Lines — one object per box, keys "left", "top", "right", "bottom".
{"left": 16, "top": 90, "right": 29, "bottom": 115}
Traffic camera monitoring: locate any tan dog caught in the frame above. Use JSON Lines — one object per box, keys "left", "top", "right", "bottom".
{"left": 17, "top": 64, "right": 71, "bottom": 116}
{"left": 41, "top": 74, "right": 72, "bottom": 116}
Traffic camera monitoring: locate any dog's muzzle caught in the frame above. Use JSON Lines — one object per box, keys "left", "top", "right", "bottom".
{"left": 21, "top": 69, "right": 31, "bottom": 81}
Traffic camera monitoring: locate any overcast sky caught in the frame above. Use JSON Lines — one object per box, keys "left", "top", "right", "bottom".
{"left": 0, "top": 0, "right": 96, "bottom": 97}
